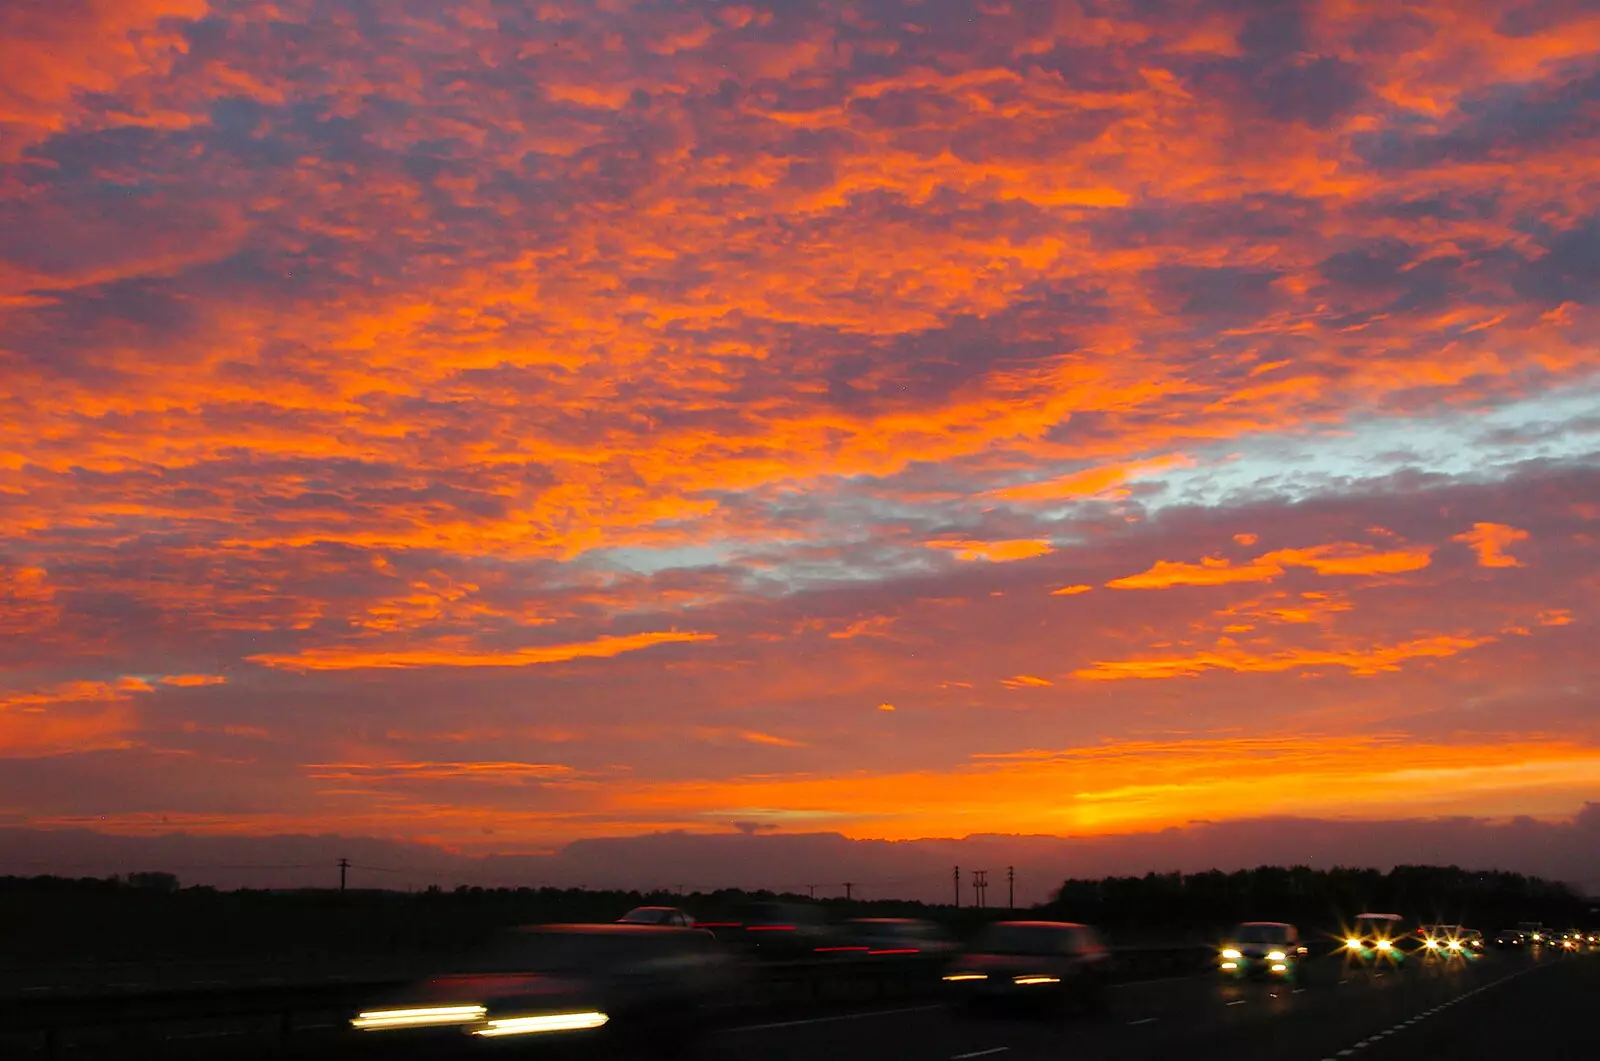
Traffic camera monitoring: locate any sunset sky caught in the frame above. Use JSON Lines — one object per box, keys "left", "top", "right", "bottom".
{"left": 1, "top": 0, "right": 1597, "bottom": 874}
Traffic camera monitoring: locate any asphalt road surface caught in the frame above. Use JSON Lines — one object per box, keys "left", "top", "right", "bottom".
{"left": 708, "top": 949, "right": 1599, "bottom": 1061}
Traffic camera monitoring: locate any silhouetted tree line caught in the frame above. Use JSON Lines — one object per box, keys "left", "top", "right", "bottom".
{"left": 1041, "top": 865, "right": 1594, "bottom": 939}
{"left": 0, "top": 866, "right": 1590, "bottom": 968}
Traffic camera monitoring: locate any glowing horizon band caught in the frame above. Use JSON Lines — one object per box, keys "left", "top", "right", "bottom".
{"left": 472, "top": 1011, "right": 610, "bottom": 1037}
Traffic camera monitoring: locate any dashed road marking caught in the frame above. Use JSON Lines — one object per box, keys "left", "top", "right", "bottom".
{"left": 1127, "top": 1017, "right": 1159, "bottom": 1026}
{"left": 1226, "top": 999, "right": 1248, "bottom": 1006}
{"left": 951, "top": 1049, "right": 1009, "bottom": 1060}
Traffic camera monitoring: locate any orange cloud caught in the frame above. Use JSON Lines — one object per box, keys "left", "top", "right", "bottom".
{"left": 1072, "top": 634, "right": 1492, "bottom": 681}
{"left": 0, "top": 679, "right": 144, "bottom": 757}
{"left": 247, "top": 631, "right": 715, "bottom": 671}
{"left": 827, "top": 615, "right": 896, "bottom": 639}
{"left": 1001, "top": 674, "right": 1055, "bottom": 688}
{"left": 1107, "top": 556, "right": 1285, "bottom": 589}
{"left": 925, "top": 539, "right": 1055, "bottom": 562}
{"left": 1108, "top": 542, "right": 1433, "bottom": 588}
{"left": 987, "top": 455, "right": 1192, "bottom": 503}
{"left": 1454, "top": 523, "right": 1530, "bottom": 568}
{"left": 1050, "top": 584, "right": 1093, "bottom": 596}
{"left": 740, "top": 730, "right": 807, "bottom": 748}
{"left": 158, "top": 674, "right": 229, "bottom": 687}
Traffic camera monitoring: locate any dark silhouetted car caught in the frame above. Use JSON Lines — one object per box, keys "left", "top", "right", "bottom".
{"left": 943, "top": 921, "right": 1110, "bottom": 1015}
{"left": 838, "top": 917, "right": 959, "bottom": 959}
{"left": 737, "top": 900, "right": 838, "bottom": 958}
{"left": 618, "top": 906, "right": 695, "bottom": 927}
{"left": 1218, "top": 921, "right": 1308, "bottom": 980}
{"left": 348, "top": 924, "right": 737, "bottom": 1057}
{"left": 1493, "top": 927, "right": 1525, "bottom": 949}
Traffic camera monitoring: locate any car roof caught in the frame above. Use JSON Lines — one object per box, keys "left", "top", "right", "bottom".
{"left": 1239, "top": 921, "right": 1293, "bottom": 928}
{"left": 987, "top": 920, "right": 1089, "bottom": 930}
{"left": 624, "top": 906, "right": 680, "bottom": 912}
{"left": 1354, "top": 912, "right": 1402, "bottom": 920}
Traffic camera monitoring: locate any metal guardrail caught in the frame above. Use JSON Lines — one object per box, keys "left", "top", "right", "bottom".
{"left": 0, "top": 945, "right": 1218, "bottom": 1058}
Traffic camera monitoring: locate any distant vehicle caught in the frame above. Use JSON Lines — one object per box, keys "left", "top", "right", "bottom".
{"left": 1518, "top": 921, "right": 1547, "bottom": 944}
{"left": 1557, "top": 929, "right": 1583, "bottom": 952}
{"left": 1492, "top": 928, "right": 1525, "bottom": 949}
{"left": 348, "top": 923, "right": 737, "bottom": 1055}
{"left": 1459, "top": 928, "right": 1485, "bottom": 953}
{"left": 618, "top": 905, "right": 695, "bottom": 927}
{"left": 837, "top": 918, "right": 960, "bottom": 961}
{"left": 1343, "top": 913, "right": 1410, "bottom": 964}
{"left": 1218, "top": 922, "right": 1308, "bottom": 980}
{"left": 738, "top": 900, "right": 837, "bottom": 957}
{"left": 1418, "top": 924, "right": 1470, "bottom": 958}
{"left": 943, "top": 920, "right": 1110, "bottom": 1014}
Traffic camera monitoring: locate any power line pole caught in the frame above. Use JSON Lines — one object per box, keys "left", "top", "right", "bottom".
{"left": 953, "top": 866, "right": 961, "bottom": 908}
{"left": 974, "top": 869, "right": 988, "bottom": 908}
{"left": 807, "top": 884, "right": 817, "bottom": 900}
{"left": 843, "top": 881, "right": 857, "bottom": 901}
{"left": 337, "top": 857, "right": 349, "bottom": 893}
{"left": 1008, "top": 866, "right": 1015, "bottom": 909}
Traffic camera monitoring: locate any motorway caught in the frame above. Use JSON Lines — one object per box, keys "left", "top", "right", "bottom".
{"left": 707, "top": 949, "right": 1599, "bottom": 1061}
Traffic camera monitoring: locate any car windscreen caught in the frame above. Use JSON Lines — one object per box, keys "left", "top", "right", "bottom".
{"left": 1234, "top": 924, "right": 1289, "bottom": 944}
{"left": 972, "top": 925, "right": 1066, "bottom": 955}
{"left": 448, "top": 931, "right": 677, "bottom": 974}
{"left": 619, "top": 907, "right": 672, "bottom": 923}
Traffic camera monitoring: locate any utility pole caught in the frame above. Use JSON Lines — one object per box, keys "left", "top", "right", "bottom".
{"left": 338, "top": 857, "right": 350, "bottom": 893}
{"left": 974, "top": 869, "right": 988, "bottom": 908}
{"left": 953, "top": 866, "right": 961, "bottom": 908}
{"left": 843, "top": 881, "right": 857, "bottom": 901}
{"left": 807, "top": 884, "right": 817, "bottom": 900}
{"left": 1008, "top": 866, "right": 1015, "bottom": 909}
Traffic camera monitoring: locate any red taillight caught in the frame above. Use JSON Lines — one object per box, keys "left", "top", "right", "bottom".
{"left": 814, "top": 946, "right": 869, "bottom": 953}
{"left": 748, "top": 925, "right": 796, "bottom": 931}
{"left": 868, "top": 948, "right": 920, "bottom": 955}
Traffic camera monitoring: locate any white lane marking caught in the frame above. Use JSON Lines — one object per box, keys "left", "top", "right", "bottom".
{"left": 727, "top": 1004, "right": 944, "bottom": 1033}
{"left": 952, "top": 1049, "right": 1010, "bottom": 1060}
{"left": 1226, "top": 999, "right": 1247, "bottom": 1006}
{"left": 1127, "top": 1017, "right": 1159, "bottom": 1026}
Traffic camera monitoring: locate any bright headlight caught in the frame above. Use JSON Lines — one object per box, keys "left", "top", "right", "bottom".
{"left": 1222, "top": 949, "right": 1242, "bottom": 960}
{"left": 1267, "top": 951, "right": 1286, "bottom": 961}
{"left": 1425, "top": 939, "right": 1438, "bottom": 949}
{"left": 1377, "top": 940, "right": 1392, "bottom": 950}
{"left": 351, "top": 1005, "right": 487, "bottom": 1031}
{"left": 473, "top": 1012, "right": 609, "bottom": 1038}
{"left": 1448, "top": 941, "right": 1462, "bottom": 950}
{"left": 1346, "top": 939, "right": 1362, "bottom": 949}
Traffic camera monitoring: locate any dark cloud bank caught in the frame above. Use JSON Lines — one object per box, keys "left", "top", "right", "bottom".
{"left": 5, "top": 806, "right": 1598, "bottom": 906}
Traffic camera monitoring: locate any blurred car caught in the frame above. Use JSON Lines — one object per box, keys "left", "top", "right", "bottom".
{"left": 834, "top": 918, "right": 960, "bottom": 962}
{"left": 618, "top": 906, "right": 696, "bottom": 927}
{"left": 1459, "top": 928, "right": 1485, "bottom": 953}
{"left": 737, "top": 900, "right": 838, "bottom": 958}
{"left": 348, "top": 924, "right": 737, "bottom": 1057}
{"left": 1519, "top": 921, "right": 1547, "bottom": 945}
{"left": 1492, "top": 928, "right": 1525, "bottom": 949}
{"left": 1343, "top": 912, "right": 1411, "bottom": 965}
{"left": 1558, "top": 929, "right": 1583, "bottom": 952}
{"left": 1218, "top": 921, "right": 1308, "bottom": 980}
{"left": 943, "top": 921, "right": 1110, "bottom": 1014}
